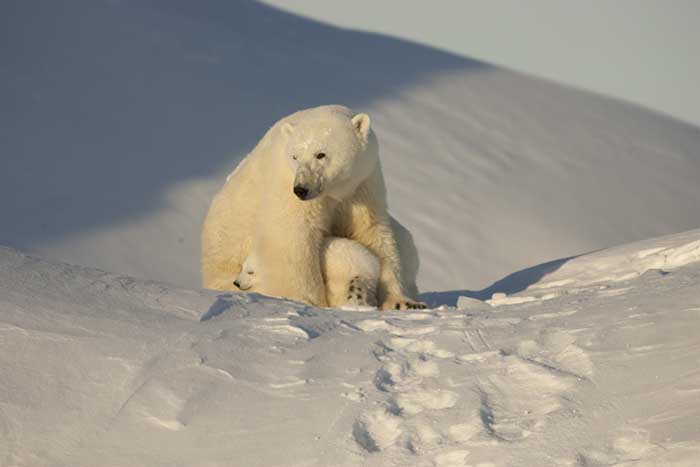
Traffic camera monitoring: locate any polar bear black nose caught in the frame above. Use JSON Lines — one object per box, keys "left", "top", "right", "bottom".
{"left": 233, "top": 280, "right": 241, "bottom": 288}
{"left": 293, "top": 185, "right": 309, "bottom": 200}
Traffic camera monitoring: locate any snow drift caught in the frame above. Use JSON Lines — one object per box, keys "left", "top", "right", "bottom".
{"left": 1, "top": 229, "right": 699, "bottom": 466}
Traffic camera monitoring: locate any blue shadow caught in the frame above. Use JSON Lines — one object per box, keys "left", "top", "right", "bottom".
{"left": 420, "top": 255, "right": 577, "bottom": 307}
{"left": 0, "top": 0, "right": 490, "bottom": 252}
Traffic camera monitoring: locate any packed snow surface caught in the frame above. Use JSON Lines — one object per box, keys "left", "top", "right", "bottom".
{"left": 1, "top": 229, "right": 699, "bottom": 466}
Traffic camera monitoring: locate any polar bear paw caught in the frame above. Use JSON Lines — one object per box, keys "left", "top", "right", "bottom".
{"left": 345, "top": 276, "right": 378, "bottom": 308}
{"left": 381, "top": 296, "right": 428, "bottom": 311}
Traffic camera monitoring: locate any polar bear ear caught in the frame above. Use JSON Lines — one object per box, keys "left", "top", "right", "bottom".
{"left": 281, "top": 122, "right": 295, "bottom": 138}
{"left": 351, "top": 113, "right": 371, "bottom": 141}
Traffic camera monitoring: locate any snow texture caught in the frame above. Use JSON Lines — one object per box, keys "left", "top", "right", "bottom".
{"left": 2, "top": 1, "right": 700, "bottom": 466}
{"left": 1, "top": 229, "right": 700, "bottom": 466}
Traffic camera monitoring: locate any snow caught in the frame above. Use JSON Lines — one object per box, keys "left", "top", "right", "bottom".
{"left": 260, "top": 1, "right": 700, "bottom": 129}
{"left": 2, "top": 0, "right": 700, "bottom": 292}
{"left": 2, "top": 1, "right": 700, "bottom": 465}
{"left": 2, "top": 229, "right": 700, "bottom": 466}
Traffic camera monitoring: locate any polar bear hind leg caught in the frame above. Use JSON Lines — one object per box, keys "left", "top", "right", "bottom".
{"left": 344, "top": 275, "right": 378, "bottom": 308}
{"left": 321, "top": 238, "right": 380, "bottom": 309}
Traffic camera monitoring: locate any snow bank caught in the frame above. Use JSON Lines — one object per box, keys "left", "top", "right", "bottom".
{"left": 1, "top": 228, "right": 700, "bottom": 465}
{"left": 530, "top": 228, "right": 700, "bottom": 288}
{"left": 486, "top": 227, "right": 700, "bottom": 306}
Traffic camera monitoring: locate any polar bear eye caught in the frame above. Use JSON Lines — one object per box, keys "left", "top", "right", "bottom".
{"left": 292, "top": 155, "right": 297, "bottom": 160}
{"left": 315, "top": 152, "right": 326, "bottom": 160}
{"left": 247, "top": 270, "right": 254, "bottom": 275}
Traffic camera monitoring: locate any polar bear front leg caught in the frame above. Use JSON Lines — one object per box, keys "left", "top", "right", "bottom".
{"left": 370, "top": 222, "right": 427, "bottom": 310}
{"left": 338, "top": 197, "right": 426, "bottom": 310}
{"left": 345, "top": 216, "right": 425, "bottom": 310}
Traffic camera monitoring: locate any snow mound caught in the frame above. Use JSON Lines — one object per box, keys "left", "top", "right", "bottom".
{"left": 484, "top": 228, "right": 700, "bottom": 306}
{"left": 530, "top": 228, "right": 700, "bottom": 289}
{"left": 2, "top": 231, "right": 700, "bottom": 466}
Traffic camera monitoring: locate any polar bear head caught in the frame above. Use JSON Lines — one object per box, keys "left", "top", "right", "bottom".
{"left": 233, "top": 253, "right": 259, "bottom": 291}
{"left": 281, "top": 106, "right": 378, "bottom": 201}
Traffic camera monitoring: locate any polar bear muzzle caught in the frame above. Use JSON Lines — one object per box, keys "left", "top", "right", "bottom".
{"left": 292, "top": 166, "right": 325, "bottom": 200}
{"left": 293, "top": 184, "right": 310, "bottom": 200}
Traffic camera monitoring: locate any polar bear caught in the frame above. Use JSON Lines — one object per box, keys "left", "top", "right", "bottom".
{"left": 202, "top": 105, "right": 424, "bottom": 310}
{"left": 234, "top": 237, "right": 380, "bottom": 308}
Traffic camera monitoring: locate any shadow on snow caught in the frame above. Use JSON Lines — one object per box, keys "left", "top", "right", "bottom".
{"left": 0, "top": 0, "right": 490, "bottom": 252}
{"left": 420, "top": 255, "right": 579, "bottom": 307}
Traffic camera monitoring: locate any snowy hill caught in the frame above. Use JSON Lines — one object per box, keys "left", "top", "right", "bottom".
{"left": 2, "top": 0, "right": 700, "bottom": 293}
{"left": 1, "top": 230, "right": 699, "bottom": 466}
{"left": 3, "top": 4, "right": 700, "bottom": 464}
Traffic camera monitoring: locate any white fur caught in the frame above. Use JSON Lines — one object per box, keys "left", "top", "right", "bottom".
{"left": 322, "top": 238, "right": 380, "bottom": 307}
{"left": 202, "top": 105, "right": 421, "bottom": 309}
{"left": 234, "top": 237, "right": 380, "bottom": 308}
